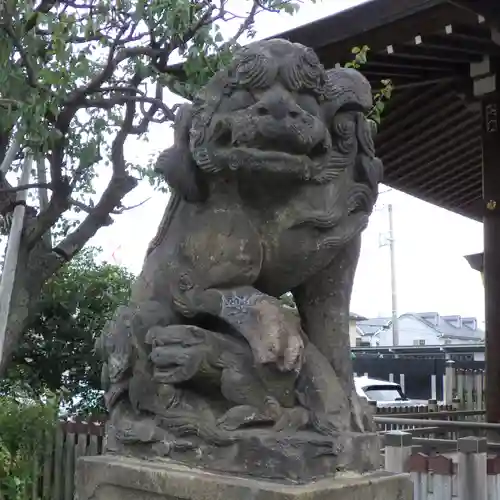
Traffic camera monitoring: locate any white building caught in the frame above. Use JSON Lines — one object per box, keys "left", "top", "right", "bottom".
{"left": 355, "top": 312, "right": 484, "bottom": 347}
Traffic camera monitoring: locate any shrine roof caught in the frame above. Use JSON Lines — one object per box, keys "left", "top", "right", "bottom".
{"left": 276, "top": 0, "right": 499, "bottom": 221}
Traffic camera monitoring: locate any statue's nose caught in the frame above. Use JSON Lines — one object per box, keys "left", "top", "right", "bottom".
{"left": 255, "top": 97, "right": 301, "bottom": 121}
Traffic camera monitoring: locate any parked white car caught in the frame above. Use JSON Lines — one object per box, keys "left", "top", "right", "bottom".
{"left": 354, "top": 376, "right": 425, "bottom": 408}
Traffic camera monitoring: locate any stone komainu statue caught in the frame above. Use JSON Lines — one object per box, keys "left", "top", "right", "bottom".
{"left": 96, "top": 39, "right": 383, "bottom": 483}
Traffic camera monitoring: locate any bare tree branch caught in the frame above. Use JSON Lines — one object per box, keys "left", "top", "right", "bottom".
{"left": 63, "top": 40, "right": 158, "bottom": 108}
{"left": 69, "top": 195, "right": 150, "bottom": 216}
{"left": 115, "top": 196, "right": 151, "bottom": 213}
{"left": 83, "top": 85, "right": 176, "bottom": 123}
{"left": 0, "top": 99, "right": 21, "bottom": 110}
{"left": 34, "top": 27, "right": 149, "bottom": 45}
{"left": 23, "top": 0, "right": 58, "bottom": 34}
{"left": 69, "top": 154, "right": 102, "bottom": 190}
{"left": 226, "top": 0, "right": 260, "bottom": 48}
{"left": 132, "top": 83, "right": 180, "bottom": 133}
{"left": 53, "top": 74, "right": 141, "bottom": 259}
{"left": 69, "top": 198, "right": 113, "bottom": 225}
{"left": 0, "top": 182, "right": 51, "bottom": 194}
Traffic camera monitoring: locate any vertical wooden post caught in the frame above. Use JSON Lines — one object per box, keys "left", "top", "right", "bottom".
{"left": 457, "top": 368, "right": 465, "bottom": 405}
{"left": 443, "top": 359, "right": 455, "bottom": 405}
{"left": 458, "top": 437, "right": 487, "bottom": 500}
{"left": 428, "top": 455, "right": 453, "bottom": 500}
{"left": 0, "top": 151, "right": 32, "bottom": 364}
{"left": 400, "top": 373, "right": 406, "bottom": 394}
{"left": 431, "top": 374, "right": 437, "bottom": 401}
{"left": 482, "top": 79, "right": 500, "bottom": 423}
{"left": 408, "top": 453, "right": 429, "bottom": 500}
{"left": 384, "top": 431, "right": 413, "bottom": 473}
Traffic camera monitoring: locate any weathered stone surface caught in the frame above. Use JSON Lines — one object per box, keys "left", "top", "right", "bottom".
{"left": 94, "top": 38, "right": 384, "bottom": 482}
{"left": 105, "top": 427, "right": 380, "bottom": 482}
{"left": 76, "top": 455, "right": 412, "bottom": 500}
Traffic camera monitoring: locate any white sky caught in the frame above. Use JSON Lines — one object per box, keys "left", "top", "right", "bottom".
{"left": 91, "top": 0, "right": 485, "bottom": 322}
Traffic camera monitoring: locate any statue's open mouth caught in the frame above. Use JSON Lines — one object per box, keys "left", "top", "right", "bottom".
{"left": 212, "top": 122, "right": 329, "bottom": 161}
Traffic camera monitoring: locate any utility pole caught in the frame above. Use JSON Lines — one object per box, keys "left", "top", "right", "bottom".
{"left": 36, "top": 157, "right": 51, "bottom": 247}
{"left": 0, "top": 150, "right": 32, "bottom": 364}
{"left": 376, "top": 190, "right": 399, "bottom": 346}
{"left": 388, "top": 204, "right": 399, "bottom": 346}
{"left": 378, "top": 203, "right": 399, "bottom": 345}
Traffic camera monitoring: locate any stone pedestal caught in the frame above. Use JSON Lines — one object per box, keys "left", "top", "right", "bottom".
{"left": 76, "top": 455, "right": 413, "bottom": 500}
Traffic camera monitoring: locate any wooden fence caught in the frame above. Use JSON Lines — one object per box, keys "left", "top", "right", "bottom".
{"left": 453, "top": 368, "right": 485, "bottom": 410}
{"left": 3, "top": 419, "right": 105, "bottom": 500}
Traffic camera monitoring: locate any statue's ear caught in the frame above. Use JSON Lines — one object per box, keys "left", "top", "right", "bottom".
{"left": 154, "top": 103, "right": 208, "bottom": 203}
{"left": 324, "top": 68, "right": 373, "bottom": 118}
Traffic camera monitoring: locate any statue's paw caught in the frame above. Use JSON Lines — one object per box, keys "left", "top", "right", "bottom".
{"left": 217, "top": 405, "right": 273, "bottom": 431}
{"left": 248, "top": 312, "right": 304, "bottom": 373}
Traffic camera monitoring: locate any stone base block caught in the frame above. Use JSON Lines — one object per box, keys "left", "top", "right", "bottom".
{"left": 106, "top": 426, "right": 381, "bottom": 483}
{"left": 76, "top": 455, "right": 413, "bottom": 500}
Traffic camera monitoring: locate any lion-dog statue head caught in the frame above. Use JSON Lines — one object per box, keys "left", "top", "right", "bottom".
{"left": 155, "top": 39, "right": 382, "bottom": 220}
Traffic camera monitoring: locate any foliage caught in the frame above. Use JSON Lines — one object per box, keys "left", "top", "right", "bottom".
{"left": 344, "top": 45, "right": 393, "bottom": 125}
{"left": 3, "top": 247, "right": 134, "bottom": 415}
{"left": 0, "top": 394, "right": 58, "bottom": 499}
{"left": 0, "top": 0, "right": 309, "bottom": 375}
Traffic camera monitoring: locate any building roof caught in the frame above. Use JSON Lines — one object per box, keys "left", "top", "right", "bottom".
{"left": 273, "top": 0, "right": 499, "bottom": 221}
{"left": 413, "top": 312, "right": 483, "bottom": 339}
{"left": 356, "top": 317, "right": 392, "bottom": 336}
{"left": 357, "top": 312, "right": 484, "bottom": 340}
{"left": 350, "top": 312, "right": 368, "bottom": 321}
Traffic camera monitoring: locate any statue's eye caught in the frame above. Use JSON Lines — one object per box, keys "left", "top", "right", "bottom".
{"left": 219, "top": 90, "right": 256, "bottom": 112}
{"left": 296, "top": 93, "right": 319, "bottom": 115}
